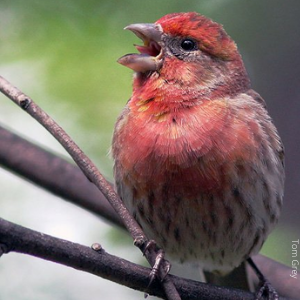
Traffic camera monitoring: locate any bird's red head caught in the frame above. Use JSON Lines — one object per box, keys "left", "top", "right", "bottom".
{"left": 156, "top": 12, "right": 238, "bottom": 60}
{"left": 118, "top": 12, "right": 250, "bottom": 109}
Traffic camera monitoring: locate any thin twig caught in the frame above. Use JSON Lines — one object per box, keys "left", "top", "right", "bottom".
{"left": 1, "top": 217, "right": 295, "bottom": 300}
{"left": 0, "top": 126, "right": 300, "bottom": 298}
{"left": 0, "top": 76, "right": 181, "bottom": 300}
{"left": 1, "top": 125, "right": 300, "bottom": 299}
{"left": 0, "top": 124, "right": 123, "bottom": 228}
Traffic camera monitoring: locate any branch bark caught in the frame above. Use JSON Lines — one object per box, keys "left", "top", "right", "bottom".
{"left": 0, "top": 77, "right": 299, "bottom": 299}
{"left": 0, "top": 217, "right": 294, "bottom": 300}
{"left": 0, "top": 124, "right": 122, "bottom": 228}
{"left": 0, "top": 76, "right": 180, "bottom": 300}
{"left": 0, "top": 122, "right": 299, "bottom": 299}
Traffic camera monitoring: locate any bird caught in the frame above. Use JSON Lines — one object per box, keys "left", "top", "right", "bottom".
{"left": 112, "top": 12, "right": 285, "bottom": 299}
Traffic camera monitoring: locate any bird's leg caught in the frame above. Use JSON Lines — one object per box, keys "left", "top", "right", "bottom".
{"left": 247, "top": 258, "right": 279, "bottom": 300}
{"left": 141, "top": 240, "right": 171, "bottom": 286}
{"left": 149, "top": 248, "right": 171, "bottom": 284}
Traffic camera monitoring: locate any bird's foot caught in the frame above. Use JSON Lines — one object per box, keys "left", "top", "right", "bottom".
{"left": 142, "top": 239, "right": 157, "bottom": 256}
{"left": 149, "top": 249, "right": 171, "bottom": 285}
{"left": 141, "top": 240, "right": 171, "bottom": 286}
{"left": 247, "top": 258, "right": 279, "bottom": 300}
{"left": 255, "top": 280, "right": 278, "bottom": 300}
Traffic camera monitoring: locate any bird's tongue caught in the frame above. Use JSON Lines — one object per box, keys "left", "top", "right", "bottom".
{"left": 134, "top": 40, "right": 161, "bottom": 56}
{"left": 135, "top": 45, "right": 153, "bottom": 56}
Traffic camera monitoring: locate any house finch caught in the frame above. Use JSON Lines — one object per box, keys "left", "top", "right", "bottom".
{"left": 112, "top": 12, "right": 284, "bottom": 297}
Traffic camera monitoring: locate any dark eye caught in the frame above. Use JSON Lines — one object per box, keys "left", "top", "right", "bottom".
{"left": 180, "top": 39, "right": 197, "bottom": 51}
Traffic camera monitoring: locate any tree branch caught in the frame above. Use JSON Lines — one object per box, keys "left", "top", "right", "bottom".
{"left": 1, "top": 77, "right": 299, "bottom": 299}
{"left": 1, "top": 217, "right": 294, "bottom": 300}
{"left": 0, "top": 124, "right": 122, "bottom": 228}
{"left": 0, "top": 125, "right": 299, "bottom": 299}
{"left": 250, "top": 255, "right": 300, "bottom": 299}
{"left": 0, "top": 76, "right": 180, "bottom": 300}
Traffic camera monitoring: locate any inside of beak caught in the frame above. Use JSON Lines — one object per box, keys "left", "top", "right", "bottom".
{"left": 118, "top": 23, "right": 163, "bottom": 73}
{"left": 134, "top": 40, "right": 161, "bottom": 57}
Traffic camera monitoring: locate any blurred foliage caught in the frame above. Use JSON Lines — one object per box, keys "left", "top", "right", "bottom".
{"left": 1, "top": 0, "right": 299, "bottom": 255}
{"left": 0, "top": 1, "right": 299, "bottom": 298}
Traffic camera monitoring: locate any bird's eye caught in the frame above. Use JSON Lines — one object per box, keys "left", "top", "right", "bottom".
{"left": 180, "top": 39, "right": 197, "bottom": 51}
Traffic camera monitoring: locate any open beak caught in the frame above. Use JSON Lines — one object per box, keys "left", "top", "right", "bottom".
{"left": 117, "top": 23, "right": 163, "bottom": 73}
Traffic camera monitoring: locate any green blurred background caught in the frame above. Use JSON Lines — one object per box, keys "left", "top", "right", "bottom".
{"left": 0, "top": 0, "right": 299, "bottom": 299}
